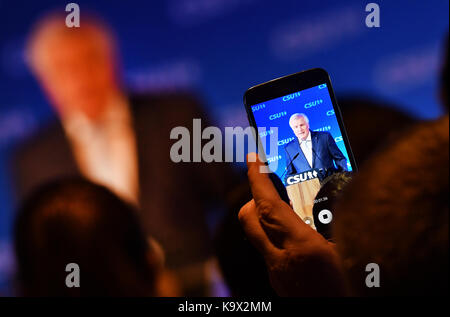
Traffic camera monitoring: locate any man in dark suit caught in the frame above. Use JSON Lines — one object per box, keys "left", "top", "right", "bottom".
{"left": 284, "top": 113, "right": 347, "bottom": 179}
{"left": 12, "top": 14, "right": 239, "bottom": 295}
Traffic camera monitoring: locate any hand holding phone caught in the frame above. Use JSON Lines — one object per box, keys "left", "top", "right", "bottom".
{"left": 244, "top": 68, "right": 356, "bottom": 231}
{"left": 238, "top": 153, "right": 348, "bottom": 296}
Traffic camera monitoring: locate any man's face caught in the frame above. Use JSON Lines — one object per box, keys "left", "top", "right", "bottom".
{"left": 290, "top": 116, "right": 310, "bottom": 140}
{"left": 33, "top": 32, "right": 117, "bottom": 120}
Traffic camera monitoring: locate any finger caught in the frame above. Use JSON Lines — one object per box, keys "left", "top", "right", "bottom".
{"left": 246, "top": 153, "right": 281, "bottom": 205}
{"left": 260, "top": 212, "right": 322, "bottom": 249}
{"left": 238, "top": 199, "right": 281, "bottom": 262}
{"left": 246, "top": 153, "right": 325, "bottom": 249}
{"left": 247, "top": 153, "right": 309, "bottom": 244}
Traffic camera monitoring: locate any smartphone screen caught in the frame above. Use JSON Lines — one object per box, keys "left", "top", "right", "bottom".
{"left": 244, "top": 69, "right": 356, "bottom": 229}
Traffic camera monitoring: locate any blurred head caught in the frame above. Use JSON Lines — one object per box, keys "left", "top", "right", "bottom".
{"left": 14, "top": 179, "right": 159, "bottom": 296}
{"left": 26, "top": 14, "right": 121, "bottom": 121}
{"left": 213, "top": 173, "right": 291, "bottom": 296}
{"left": 334, "top": 116, "right": 449, "bottom": 295}
{"left": 338, "top": 97, "right": 418, "bottom": 165}
{"left": 289, "top": 113, "right": 310, "bottom": 140}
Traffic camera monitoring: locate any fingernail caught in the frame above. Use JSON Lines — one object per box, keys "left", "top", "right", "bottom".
{"left": 247, "top": 152, "right": 258, "bottom": 163}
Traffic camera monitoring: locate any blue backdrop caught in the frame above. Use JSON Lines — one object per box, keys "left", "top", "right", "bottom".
{"left": 0, "top": 0, "right": 448, "bottom": 293}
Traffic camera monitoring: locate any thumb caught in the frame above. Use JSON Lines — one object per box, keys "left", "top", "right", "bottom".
{"left": 258, "top": 199, "right": 318, "bottom": 250}
{"left": 246, "top": 153, "right": 317, "bottom": 248}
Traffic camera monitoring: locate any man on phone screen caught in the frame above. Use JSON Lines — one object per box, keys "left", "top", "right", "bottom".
{"left": 284, "top": 113, "right": 347, "bottom": 178}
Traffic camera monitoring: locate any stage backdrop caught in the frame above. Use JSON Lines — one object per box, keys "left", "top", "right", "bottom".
{"left": 0, "top": 0, "right": 448, "bottom": 294}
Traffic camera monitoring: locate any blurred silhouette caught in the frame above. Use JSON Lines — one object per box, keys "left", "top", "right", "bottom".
{"left": 334, "top": 114, "right": 449, "bottom": 295}
{"left": 214, "top": 182, "right": 276, "bottom": 296}
{"left": 338, "top": 97, "right": 418, "bottom": 166}
{"left": 335, "top": 44, "right": 449, "bottom": 294}
{"left": 14, "top": 178, "right": 181, "bottom": 296}
{"left": 12, "top": 13, "right": 238, "bottom": 295}
{"left": 214, "top": 172, "right": 289, "bottom": 296}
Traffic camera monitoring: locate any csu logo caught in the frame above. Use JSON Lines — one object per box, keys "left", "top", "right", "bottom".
{"left": 286, "top": 169, "right": 319, "bottom": 185}
{"left": 259, "top": 129, "right": 273, "bottom": 137}
{"left": 335, "top": 136, "right": 343, "bottom": 143}
{"left": 278, "top": 137, "right": 295, "bottom": 146}
{"left": 252, "top": 104, "right": 266, "bottom": 112}
{"left": 269, "top": 111, "right": 287, "bottom": 120}
{"left": 267, "top": 155, "right": 282, "bottom": 163}
{"left": 282, "top": 92, "right": 301, "bottom": 101}
{"left": 326, "top": 109, "right": 335, "bottom": 116}
{"left": 304, "top": 99, "right": 323, "bottom": 109}
{"left": 315, "top": 125, "right": 331, "bottom": 132}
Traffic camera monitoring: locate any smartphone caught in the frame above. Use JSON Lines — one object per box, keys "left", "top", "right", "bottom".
{"left": 244, "top": 68, "right": 356, "bottom": 230}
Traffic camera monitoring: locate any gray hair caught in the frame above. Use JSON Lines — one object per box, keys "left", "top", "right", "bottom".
{"left": 289, "top": 113, "right": 309, "bottom": 127}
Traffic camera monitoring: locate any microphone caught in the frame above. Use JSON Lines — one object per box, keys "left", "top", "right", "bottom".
{"left": 310, "top": 145, "right": 325, "bottom": 165}
{"left": 281, "top": 152, "right": 299, "bottom": 182}
{"left": 311, "top": 146, "right": 327, "bottom": 181}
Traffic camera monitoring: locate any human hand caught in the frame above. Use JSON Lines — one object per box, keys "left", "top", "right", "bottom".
{"left": 238, "top": 153, "right": 348, "bottom": 296}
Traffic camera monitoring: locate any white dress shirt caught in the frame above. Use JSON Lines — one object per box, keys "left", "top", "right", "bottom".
{"left": 62, "top": 96, "right": 139, "bottom": 206}
{"left": 299, "top": 132, "right": 313, "bottom": 168}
